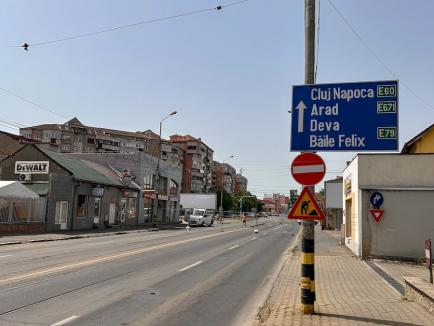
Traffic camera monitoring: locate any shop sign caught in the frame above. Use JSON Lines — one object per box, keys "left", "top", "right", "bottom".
{"left": 122, "top": 190, "right": 138, "bottom": 198}
{"left": 91, "top": 187, "right": 104, "bottom": 197}
{"left": 15, "top": 161, "right": 49, "bottom": 174}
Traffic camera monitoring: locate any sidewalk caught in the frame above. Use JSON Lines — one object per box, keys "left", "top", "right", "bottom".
{"left": 0, "top": 218, "right": 243, "bottom": 246}
{"left": 255, "top": 229, "right": 434, "bottom": 326}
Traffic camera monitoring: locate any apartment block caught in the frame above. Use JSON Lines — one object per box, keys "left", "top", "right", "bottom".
{"left": 20, "top": 118, "right": 182, "bottom": 167}
{"left": 169, "top": 134, "right": 214, "bottom": 193}
{"left": 213, "top": 161, "right": 236, "bottom": 195}
{"left": 235, "top": 174, "right": 248, "bottom": 193}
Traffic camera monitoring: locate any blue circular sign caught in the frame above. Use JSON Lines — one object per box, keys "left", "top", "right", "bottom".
{"left": 370, "top": 192, "right": 384, "bottom": 208}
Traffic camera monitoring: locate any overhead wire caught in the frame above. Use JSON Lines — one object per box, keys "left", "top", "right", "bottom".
{"left": 0, "top": 122, "right": 18, "bottom": 130}
{"left": 327, "top": 0, "right": 434, "bottom": 112}
{"left": 0, "top": 118, "right": 27, "bottom": 128}
{"left": 0, "top": 87, "right": 68, "bottom": 119}
{"left": 0, "top": 0, "right": 254, "bottom": 50}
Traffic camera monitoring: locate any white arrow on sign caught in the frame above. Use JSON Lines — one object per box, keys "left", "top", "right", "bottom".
{"left": 295, "top": 100, "right": 307, "bottom": 133}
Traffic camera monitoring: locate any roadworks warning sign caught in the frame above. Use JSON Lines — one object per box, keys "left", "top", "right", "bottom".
{"left": 288, "top": 187, "right": 325, "bottom": 220}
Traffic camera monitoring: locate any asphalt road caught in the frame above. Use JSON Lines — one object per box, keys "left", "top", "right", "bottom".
{"left": 0, "top": 216, "right": 299, "bottom": 326}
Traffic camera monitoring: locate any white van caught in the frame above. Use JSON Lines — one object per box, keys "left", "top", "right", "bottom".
{"left": 189, "top": 209, "right": 214, "bottom": 226}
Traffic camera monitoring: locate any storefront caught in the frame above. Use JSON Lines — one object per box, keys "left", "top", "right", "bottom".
{"left": 1, "top": 144, "right": 140, "bottom": 232}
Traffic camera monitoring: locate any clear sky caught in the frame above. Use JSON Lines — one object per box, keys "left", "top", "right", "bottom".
{"left": 1, "top": 0, "right": 434, "bottom": 197}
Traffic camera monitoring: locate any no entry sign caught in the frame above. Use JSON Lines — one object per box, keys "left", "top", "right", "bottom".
{"left": 291, "top": 153, "right": 326, "bottom": 186}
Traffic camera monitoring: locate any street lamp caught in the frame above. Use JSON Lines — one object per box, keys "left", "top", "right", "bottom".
{"left": 220, "top": 155, "right": 234, "bottom": 232}
{"left": 154, "top": 110, "right": 177, "bottom": 229}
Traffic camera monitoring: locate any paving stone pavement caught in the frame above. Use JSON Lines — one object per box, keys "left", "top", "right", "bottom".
{"left": 255, "top": 230, "right": 434, "bottom": 326}
{"left": 373, "top": 260, "right": 430, "bottom": 285}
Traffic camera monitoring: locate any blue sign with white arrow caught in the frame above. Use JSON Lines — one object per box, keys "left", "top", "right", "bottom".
{"left": 291, "top": 80, "right": 399, "bottom": 151}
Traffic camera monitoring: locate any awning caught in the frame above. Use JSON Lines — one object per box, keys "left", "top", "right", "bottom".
{"left": 25, "top": 183, "right": 49, "bottom": 196}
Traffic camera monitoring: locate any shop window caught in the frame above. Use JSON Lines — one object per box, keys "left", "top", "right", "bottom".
{"left": 77, "top": 195, "right": 87, "bottom": 217}
{"left": 128, "top": 198, "right": 136, "bottom": 218}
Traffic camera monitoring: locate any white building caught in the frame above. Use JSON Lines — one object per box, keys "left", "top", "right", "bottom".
{"left": 343, "top": 154, "right": 434, "bottom": 260}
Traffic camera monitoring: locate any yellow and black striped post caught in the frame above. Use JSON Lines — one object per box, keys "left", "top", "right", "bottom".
{"left": 300, "top": 220, "right": 315, "bottom": 313}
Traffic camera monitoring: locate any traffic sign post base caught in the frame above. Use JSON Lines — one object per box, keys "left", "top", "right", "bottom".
{"left": 300, "top": 220, "right": 315, "bottom": 313}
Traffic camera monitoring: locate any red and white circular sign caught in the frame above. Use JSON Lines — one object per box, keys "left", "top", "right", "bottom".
{"left": 291, "top": 153, "right": 326, "bottom": 186}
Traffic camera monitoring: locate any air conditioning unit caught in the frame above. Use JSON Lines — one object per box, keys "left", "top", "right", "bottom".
{"left": 19, "top": 173, "right": 31, "bottom": 181}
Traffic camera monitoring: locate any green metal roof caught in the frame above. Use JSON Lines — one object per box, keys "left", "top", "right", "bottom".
{"left": 38, "top": 147, "right": 115, "bottom": 185}
{"left": 25, "top": 183, "right": 49, "bottom": 195}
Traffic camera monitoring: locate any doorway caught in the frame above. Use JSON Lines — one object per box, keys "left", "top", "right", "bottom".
{"left": 109, "top": 203, "right": 116, "bottom": 224}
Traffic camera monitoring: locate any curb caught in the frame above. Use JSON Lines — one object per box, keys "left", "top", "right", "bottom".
{"left": 0, "top": 226, "right": 181, "bottom": 247}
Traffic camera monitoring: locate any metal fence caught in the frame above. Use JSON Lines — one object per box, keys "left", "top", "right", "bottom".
{"left": 0, "top": 198, "right": 46, "bottom": 224}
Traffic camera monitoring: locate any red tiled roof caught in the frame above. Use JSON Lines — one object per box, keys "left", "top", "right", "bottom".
{"left": 169, "top": 134, "right": 198, "bottom": 143}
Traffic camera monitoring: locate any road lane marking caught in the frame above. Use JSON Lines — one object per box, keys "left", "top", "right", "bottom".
{"left": 0, "top": 228, "right": 242, "bottom": 286}
{"left": 263, "top": 233, "right": 267, "bottom": 235}
{"left": 88, "top": 241, "right": 115, "bottom": 246}
{"left": 0, "top": 255, "right": 12, "bottom": 258}
{"left": 178, "top": 261, "right": 203, "bottom": 272}
{"left": 51, "top": 315, "right": 79, "bottom": 326}
{"left": 250, "top": 237, "right": 257, "bottom": 240}
{"left": 272, "top": 226, "right": 283, "bottom": 231}
{"left": 228, "top": 245, "right": 239, "bottom": 250}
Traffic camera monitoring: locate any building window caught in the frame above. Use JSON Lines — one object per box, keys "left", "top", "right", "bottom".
{"left": 143, "top": 174, "right": 154, "bottom": 189}
{"left": 55, "top": 201, "right": 69, "bottom": 224}
{"left": 87, "top": 138, "right": 95, "bottom": 144}
{"left": 76, "top": 195, "right": 87, "bottom": 217}
{"left": 128, "top": 198, "right": 136, "bottom": 218}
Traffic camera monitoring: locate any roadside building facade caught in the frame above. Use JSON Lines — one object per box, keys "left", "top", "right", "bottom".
{"left": 324, "top": 177, "right": 343, "bottom": 230}
{"left": 401, "top": 123, "right": 434, "bottom": 153}
{"left": 1, "top": 144, "right": 140, "bottom": 232}
{"left": 67, "top": 152, "right": 182, "bottom": 224}
{"left": 343, "top": 154, "right": 434, "bottom": 260}
{"left": 169, "top": 134, "right": 214, "bottom": 193}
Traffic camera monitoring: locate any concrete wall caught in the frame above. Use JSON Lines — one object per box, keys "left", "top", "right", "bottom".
{"left": 361, "top": 190, "right": 434, "bottom": 260}
{"left": 358, "top": 154, "right": 434, "bottom": 188}
{"left": 343, "top": 154, "right": 434, "bottom": 259}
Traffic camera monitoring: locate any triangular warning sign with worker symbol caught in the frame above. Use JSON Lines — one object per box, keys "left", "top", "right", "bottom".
{"left": 288, "top": 187, "right": 325, "bottom": 220}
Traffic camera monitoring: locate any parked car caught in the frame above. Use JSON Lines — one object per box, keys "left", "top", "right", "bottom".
{"left": 189, "top": 209, "right": 214, "bottom": 226}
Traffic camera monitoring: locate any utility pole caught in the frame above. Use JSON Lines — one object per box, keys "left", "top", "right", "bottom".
{"left": 300, "top": 0, "right": 316, "bottom": 315}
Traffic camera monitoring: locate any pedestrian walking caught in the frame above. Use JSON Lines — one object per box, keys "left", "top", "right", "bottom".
{"left": 242, "top": 213, "right": 247, "bottom": 227}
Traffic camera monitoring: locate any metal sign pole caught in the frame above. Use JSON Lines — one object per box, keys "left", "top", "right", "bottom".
{"left": 300, "top": 0, "right": 316, "bottom": 315}
{"left": 429, "top": 239, "right": 433, "bottom": 284}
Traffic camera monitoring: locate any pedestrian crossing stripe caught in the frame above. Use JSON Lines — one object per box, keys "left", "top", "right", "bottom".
{"left": 288, "top": 187, "right": 325, "bottom": 220}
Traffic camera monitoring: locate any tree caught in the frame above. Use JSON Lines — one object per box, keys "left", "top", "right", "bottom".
{"left": 233, "top": 191, "right": 258, "bottom": 212}
{"left": 216, "top": 188, "right": 234, "bottom": 211}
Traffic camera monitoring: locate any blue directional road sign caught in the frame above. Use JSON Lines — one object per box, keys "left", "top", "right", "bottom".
{"left": 291, "top": 80, "right": 398, "bottom": 151}
{"left": 370, "top": 192, "right": 384, "bottom": 208}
